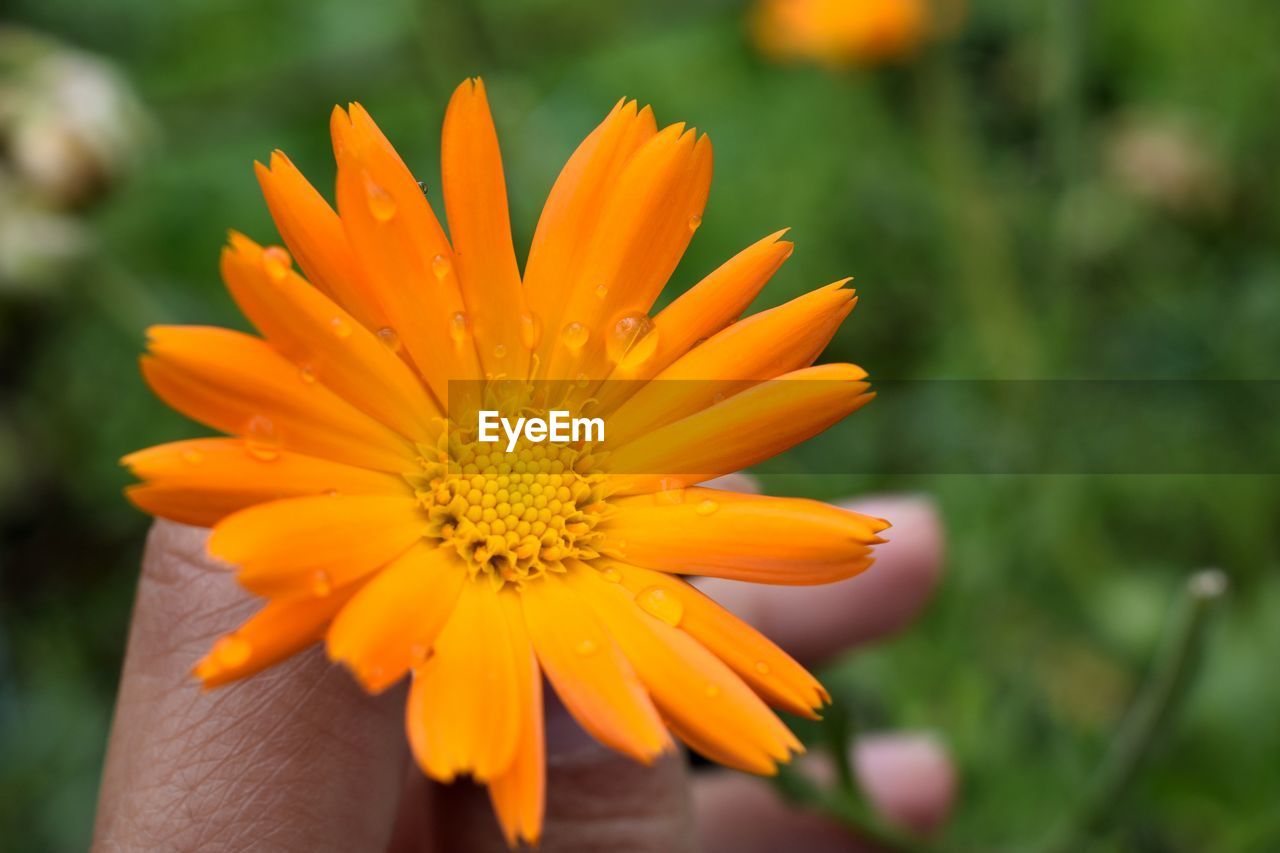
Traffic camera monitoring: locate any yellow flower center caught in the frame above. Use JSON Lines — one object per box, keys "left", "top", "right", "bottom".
{"left": 411, "top": 420, "right": 608, "bottom": 587}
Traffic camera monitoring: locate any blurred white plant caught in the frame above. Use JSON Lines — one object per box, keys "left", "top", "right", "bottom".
{"left": 0, "top": 27, "right": 152, "bottom": 293}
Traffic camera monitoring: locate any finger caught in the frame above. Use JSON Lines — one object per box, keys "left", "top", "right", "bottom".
{"left": 853, "top": 733, "right": 956, "bottom": 835}
{"left": 693, "top": 732, "right": 956, "bottom": 852}
{"left": 420, "top": 695, "right": 695, "bottom": 852}
{"left": 94, "top": 520, "right": 410, "bottom": 852}
{"left": 693, "top": 494, "right": 944, "bottom": 663}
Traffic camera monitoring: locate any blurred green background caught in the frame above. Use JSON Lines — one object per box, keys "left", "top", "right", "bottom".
{"left": 1, "top": 0, "right": 1277, "bottom": 849}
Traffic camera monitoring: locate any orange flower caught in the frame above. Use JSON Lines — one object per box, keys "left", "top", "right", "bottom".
{"left": 124, "top": 78, "right": 885, "bottom": 846}
{"left": 753, "top": 0, "right": 930, "bottom": 67}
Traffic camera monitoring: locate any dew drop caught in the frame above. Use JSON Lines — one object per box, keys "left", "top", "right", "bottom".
{"left": 431, "top": 254, "right": 452, "bottom": 280}
{"left": 636, "top": 586, "right": 684, "bottom": 627}
{"left": 180, "top": 448, "right": 204, "bottom": 465}
{"left": 310, "top": 570, "right": 334, "bottom": 597}
{"left": 520, "top": 313, "right": 542, "bottom": 350}
{"left": 261, "top": 245, "right": 292, "bottom": 281}
{"left": 214, "top": 635, "right": 251, "bottom": 668}
{"left": 299, "top": 364, "right": 318, "bottom": 385}
{"left": 575, "top": 638, "right": 597, "bottom": 656}
{"left": 330, "top": 316, "right": 353, "bottom": 339}
{"left": 244, "top": 415, "right": 282, "bottom": 462}
{"left": 601, "top": 567, "right": 622, "bottom": 584}
{"left": 654, "top": 486, "right": 685, "bottom": 506}
{"left": 449, "top": 312, "right": 470, "bottom": 346}
{"left": 493, "top": 343, "right": 508, "bottom": 359}
{"left": 688, "top": 214, "right": 703, "bottom": 232}
{"left": 575, "top": 372, "right": 590, "bottom": 388}
{"left": 376, "top": 326, "right": 401, "bottom": 352}
{"left": 754, "top": 661, "right": 771, "bottom": 675}
{"left": 595, "top": 283, "right": 609, "bottom": 299}
{"left": 704, "top": 683, "right": 721, "bottom": 698}
{"left": 606, "top": 312, "right": 658, "bottom": 369}
{"left": 363, "top": 173, "right": 397, "bottom": 222}
{"left": 696, "top": 499, "right": 718, "bottom": 516}
{"left": 561, "top": 321, "right": 589, "bottom": 351}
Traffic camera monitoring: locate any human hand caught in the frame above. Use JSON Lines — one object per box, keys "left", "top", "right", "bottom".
{"left": 94, "top": 494, "right": 951, "bottom": 852}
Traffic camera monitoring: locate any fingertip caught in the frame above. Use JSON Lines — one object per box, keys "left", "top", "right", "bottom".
{"left": 694, "top": 494, "right": 945, "bottom": 663}
{"left": 854, "top": 732, "right": 957, "bottom": 835}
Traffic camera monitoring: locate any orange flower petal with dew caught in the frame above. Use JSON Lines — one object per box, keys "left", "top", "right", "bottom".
{"left": 521, "top": 573, "right": 672, "bottom": 763}
{"left": 208, "top": 495, "right": 427, "bottom": 597}
{"left": 604, "top": 487, "right": 886, "bottom": 585}
{"left": 406, "top": 582, "right": 521, "bottom": 782}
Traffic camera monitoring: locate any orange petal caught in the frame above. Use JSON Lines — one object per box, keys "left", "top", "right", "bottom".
{"left": 521, "top": 573, "right": 671, "bottom": 763}
{"left": 609, "top": 562, "right": 828, "bottom": 716}
{"left": 567, "top": 566, "right": 801, "bottom": 775}
{"left": 524, "top": 99, "right": 658, "bottom": 367}
{"left": 222, "top": 234, "right": 442, "bottom": 438}
{"left": 406, "top": 582, "right": 521, "bottom": 782}
{"left": 326, "top": 542, "right": 466, "bottom": 693}
{"left": 541, "top": 124, "right": 713, "bottom": 381}
{"left": 331, "top": 104, "right": 481, "bottom": 403}
{"left": 487, "top": 592, "right": 545, "bottom": 847}
{"left": 591, "top": 229, "right": 794, "bottom": 413}
{"left": 194, "top": 585, "right": 357, "bottom": 688}
{"left": 208, "top": 495, "right": 427, "bottom": 597}
{"left": 441, "top": 78, "right": 528, "bottom": 379}
{"left": 608, "top": 363, "right": 873, "bottom": 493}
{"left": 123, "top": 438, "right": 411, "bottom": 527}
{"left": 254, "top": 151, "right": 387, "bottom": 330}
{"left": 607, "top": 281, "right": 856, "bottom": 443}
{"left": 142, "top": 325, "right": 416, "bottom": 473}
{"left": 651, "top": 230, "right": 794, "bottom": 366}
{"left": 603, "top": 487, "right": 886, "bottom": 585}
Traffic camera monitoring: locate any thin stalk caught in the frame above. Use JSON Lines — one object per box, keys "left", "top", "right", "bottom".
{"left": 915, "top": 46, "right": 1040, "bottom": 377}
{"left": 1041, "top": 569, "right": 1228, "bottom": 852}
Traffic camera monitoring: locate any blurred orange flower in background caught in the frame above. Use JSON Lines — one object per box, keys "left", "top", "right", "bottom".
{"left": 753, "top": 0, "right": 932, "bottom": 67}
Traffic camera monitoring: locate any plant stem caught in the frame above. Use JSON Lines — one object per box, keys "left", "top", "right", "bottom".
{"left": 1041, "top": 568, "right": 1228, "bottom": 852}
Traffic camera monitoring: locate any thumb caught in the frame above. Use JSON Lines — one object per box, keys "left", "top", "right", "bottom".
{"left": 426, "top": 694, "right": 695, "bottom": 852}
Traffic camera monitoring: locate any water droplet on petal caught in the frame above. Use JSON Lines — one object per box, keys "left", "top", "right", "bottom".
{"left": 310, "top": 570, "right": 333, "bottom": 597}
{"left": 654, "top": 486, "right": 685, "bottom": 506}
{"left": 299, "top": 364, "right": 317, "bottom": 384}
{"left": 754, "top": 661, "right": 771, "bottom": 675}
{"left": 261, "top": 245, "right": 292, "bottom": 281}
{"left": 595, "top": 283, "right": 609, "bottom": 299}
{"left": 432, "top": 254, "right": 452, "bottom": 280}
{"left": 376, "top": 326, "right": 401, "bottom": 352}
{"left": 244, "top": 415, "right": 282, "bottom": 462}
{"left": 493, "top": 343, "right": 508, "bottom": 359}
{"left": 688, "top": 214, "right": 703, "bottom": 232}
{"left": 601, "top": 567, "right": 621, "bottom": 584}
{"left": 330, "top": 316, "right": 353, "bottom": 339}
{"left": 363, "top": 173, "right": 397, "bottom": 222}
{"left": 576, "top": 638, "right": 597, "bottom": 656}
{"left": 636, "top": 586, "right": 683, "bottom": 626}
{"left": 181, "top": 448, "right": 204, "bottom": 465}
{"left": 606, "top": 312, "right": 658, "bottom": 369}
{"left": 213, "top": 635, "right": 251, "bottom": 668}
{"left": 561, "top": 321, "right": 589, "bottom": 351}
{"left": 520, "top": 313, "right": 542, "bottom": 350}
{"left": 449, "top": 312, "right": 470, "bottom": 346}
{"left": 696, "top": 499, "right": 718, "bottom": 516}
{"left": 575, "top": 372, "right": 590, "bottom": 388}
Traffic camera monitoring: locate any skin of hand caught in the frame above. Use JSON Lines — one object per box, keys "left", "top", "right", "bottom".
{"left": 93, "top": 493, "right": 951, "bottom": 853}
